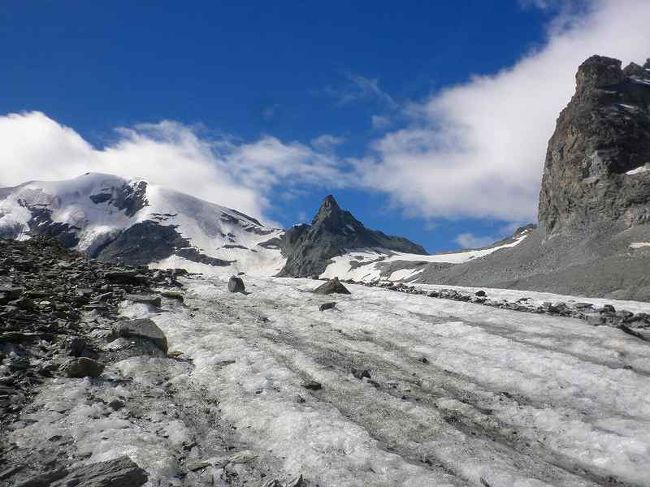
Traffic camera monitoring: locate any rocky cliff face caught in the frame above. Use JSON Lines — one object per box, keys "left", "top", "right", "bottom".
{"left": 538, "top": 55, "right": 650, "bottom": 234}
{"left": 278, "top": 195, "right": 427, "bottom": 277}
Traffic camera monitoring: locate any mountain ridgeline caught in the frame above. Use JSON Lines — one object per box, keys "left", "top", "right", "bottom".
{"left": 278, "top": 195, "right": 427, "bottom": 277}
{"left": 0, "top": 54, "right": 649, "bottom": 299}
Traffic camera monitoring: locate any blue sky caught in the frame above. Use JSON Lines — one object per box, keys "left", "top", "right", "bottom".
{"left": 1, "top": 0, "right": 649, "bottom": 252}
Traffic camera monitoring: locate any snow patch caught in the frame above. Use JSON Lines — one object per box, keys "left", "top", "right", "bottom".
{"left": 321, "top": 232, "right": 530, "bottom": 282}
{"left": 626, "top": 164, "right": 650, "bottom": 175}
{"left": 630, "top": 242, "right": 650, "bottom": 249}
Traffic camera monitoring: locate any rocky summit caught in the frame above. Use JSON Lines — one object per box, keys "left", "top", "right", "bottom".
{"left": 539, "top": 55, "right": 650, "bottom": 233}
{"left": 405, "top": 54, "right": 650, "bottom": 300}
{"left": 278, "top": 195, "right": 427, "bottom": 278}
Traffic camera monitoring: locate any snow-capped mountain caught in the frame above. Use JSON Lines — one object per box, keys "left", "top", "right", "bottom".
{"left": 0, "top": 176, "right": 437, "bottom": 279}
{"left": 0, "top": 172, "right": 285, "bottom": 275}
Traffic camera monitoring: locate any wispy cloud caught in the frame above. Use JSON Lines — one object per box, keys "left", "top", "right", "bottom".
{"left": 327, "top": 73, "right": 398, "bottom": 109}
{"left": 455, "top": 233, "right": 496, "bottom": 249}
{"left": 358, "top": 0, "right": 650, "bottom": 222}
{"left": 310, "top": 134, "right": 345, "bottom": 152}
{"left": 0, "top": 111, "right": 349, "bottom": 223}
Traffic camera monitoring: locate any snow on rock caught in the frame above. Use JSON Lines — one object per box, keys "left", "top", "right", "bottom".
{"left": 630, "top": 242, "right": 650, "bottom": 249}
{"left": 626, "top": 164, "right": 650, "bottom": 175}
{"left": 321, "top": 232, "right": 531, "bottom": 283}
{"left": 0, "top": 173, "right": 285, "bottom": 275}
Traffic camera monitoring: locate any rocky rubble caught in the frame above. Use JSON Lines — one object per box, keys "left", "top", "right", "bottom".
{"left": 343, "top": 278, "right": 650, "bottom": 341}
{"left": 0, "top": 236, "right": 184, "bottom": 486}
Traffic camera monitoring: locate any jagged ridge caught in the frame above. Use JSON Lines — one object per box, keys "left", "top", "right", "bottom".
{"left": 278, "top": 195, "right": 427, "bottom": 277}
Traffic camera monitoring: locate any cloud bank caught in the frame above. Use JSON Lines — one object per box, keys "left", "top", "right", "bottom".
{"left": 0, "top": 111, "right": 346, "bottom": 222}
{"left": 360, "top": 0, "right": 650, "bottom": 222}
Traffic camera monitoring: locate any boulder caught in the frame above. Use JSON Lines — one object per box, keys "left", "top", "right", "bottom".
{"left": 319, "top": 302, "right": 337, "bottom": 311}
{"left": 103, "top": 270, "right": 147, "bottom": 285}
{"left": 61, "top": 357, "right": 105, "bottom": 378}
{"left": 112, "top": 318, "right": 168, "bottom": 353}
{"left": 313, "top": 277, "right": 350, "bottom": 295}
{"left": 50, "top": 456, "right": 147, "bottom": 487}
{"left": 228, "top": 276, "right": 246, "bottom": 293}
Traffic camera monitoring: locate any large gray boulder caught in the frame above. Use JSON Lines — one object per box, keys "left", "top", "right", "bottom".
{"left": 51, "top": 456, "right": 148, "bottom": 487}
{"left": 313, "top": 277, "right": 351, "bottom": 295}
{"left": 228, "top": 276, "right": 246, "bottom": 293}
{"left": 112, "top": 318, "right": 168, "bottom": 354}
{"left": 61, "top": 357, "right": 105, "bottom": 378}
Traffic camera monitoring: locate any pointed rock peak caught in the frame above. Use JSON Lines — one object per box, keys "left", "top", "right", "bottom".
{"left": 313, "top": 194, "right": 344, "bottom": 223}
{"left": 320, "top": 194, "right": 340, "bottom": 211}
{"left": 576, "top": 55, "right": 623, "bottom": 91}
{"left": 623, "top": 62, "right": 645, "bottom": 77}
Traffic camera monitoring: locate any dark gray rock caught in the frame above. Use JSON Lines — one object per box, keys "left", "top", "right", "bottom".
{"left": 50, "top": 456, "right": 148, "bottom": 487}
{"left": 278, "top": 195, "right": 427, "bottom": 278}
{"left": 124, "top": 294, "right": 161, "bottom": 307}
{"left": 160, "top": 290, "right": 184, "bottom": 302}
{"left": 16, "top": 468, "right": 68, "bottom": 486}
{"left": 61, "top": 357, "right": 105, "bottom": 378}
{"left": 228, "top": 276, "right": 246, "bottom": 293}
{"left": 313, "top": 278, "right": 351, "bottom": 295}
{"left": 112, "top": 318, "right": 168, "bottom": 354}
{"left": 319, "top": 302, "right": 337, "bottom": 311}
{"left": 539, "top": 55, "right": 650, "bottom": 233}
{"left": 302, "top": 380, "right": 322, "bottom": 391}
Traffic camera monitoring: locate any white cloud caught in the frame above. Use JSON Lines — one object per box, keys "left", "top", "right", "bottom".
{"left": 0, "top": 111, "right": 346, "bottom": 222}
{"left": 360, "top": 0, "right": 650, "bottom": 222}
{"left": 371, "top": 115, "right": 391, "bottom": 130}
{"left": 311, "top": 134, "right": 345, "bottom": 152}
{"left": 328, "top": 73, "right": 398, "bottom": 109}
{"left": 455, "top": 233, "right": 496, "bottom": 249}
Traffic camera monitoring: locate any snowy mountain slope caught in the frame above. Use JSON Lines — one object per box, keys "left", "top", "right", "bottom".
{"left": 0, "top": 173, "right": 285, "bottom": 275}
{"left": 321, "top": 226, "right": 533, "bottom": 283}
{"left": 14, "top": 275, "right": 650, "bottom": 486}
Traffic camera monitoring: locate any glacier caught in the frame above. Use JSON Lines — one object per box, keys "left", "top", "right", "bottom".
{"left": 9, "top": 275, "right": 650, "bottom": 486}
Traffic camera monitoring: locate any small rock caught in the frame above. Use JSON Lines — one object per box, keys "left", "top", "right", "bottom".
{"left": 600, "top": 304, "right": 616, "bottom": 314}
{"left": 104, "top": 270, "right": 147, "bottom": 285}
{"left": 351, "top": 368, "right": 371, "bottom": 380}
{"left": 67, "top": 336, "right": 89, "bottom": 357}
{"left": 313, "top": 277, "right": 350, "bottom": 295}
{"left": 160, "top": 290, "right": 184, "bottom": 302}
{"left": 475, "top": 290, "right": 487, "bottom": 297}
{"left": 124, "top": 294, "right": 161, "bottom": 308}
{"left": 227, "top": 276, "right": 245, "bottom": 293}
{"left": 319, "top": 302, "right": 337, "bottom": 311}
{"left": 418, "top": 356, "right": 429, "bottom": 364}
{"left": 186, "top": 460, "right": 211, "bottom": 472}
{"left": 302, "top": 380, "right": 322, "bottom": 391}
{"left": 61, "top": 357, "right": 105, "bottom": 378}
{"left": 108, "top": 398, "right": 125, "bottom": 410}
